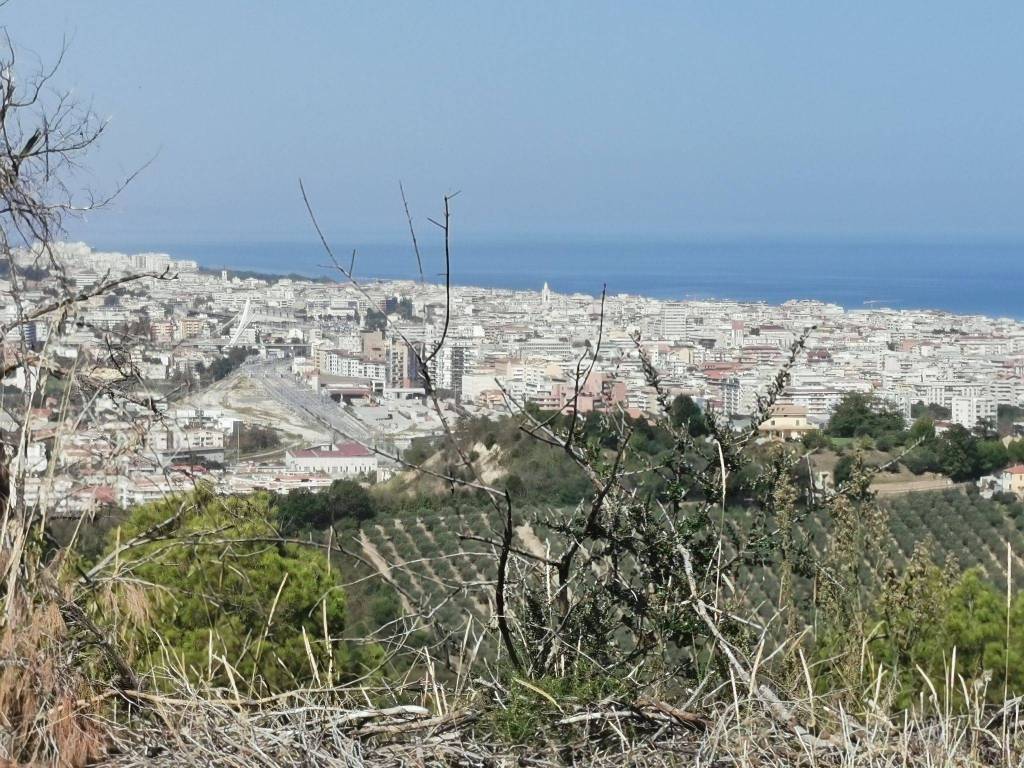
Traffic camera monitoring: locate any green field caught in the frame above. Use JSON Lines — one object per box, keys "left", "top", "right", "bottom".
{"left": 355, "top": 489, "right": 1024, "bottom": 633}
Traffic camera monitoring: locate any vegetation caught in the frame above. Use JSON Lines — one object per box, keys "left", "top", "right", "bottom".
{"left": 5, "top": 27, "right": 1024, "bottom": 765}
{"left": 364, "top": 308, "right": 388, "bottom": 332}
{"left": 275, "top": 479, "right": 376, "bottom": 534}
{"left": 865, "top": 562, "right": 1023, "bottom": 707}
{"left": 911, "top": 400, "right": 951, "bottom": 421}
{"left": 8, "top": 358, "right": 1024, "bottom": 758}
{"left": 361, "top": 479, "right": 1024, "bottom": 693}
{"left": 232, "top": 422, "right": 281, "bottom": 454}
{"left": 195, "top": 346, "right": 253, "bottom": 384}
{"left": 386, "top": 296, "right": 415, "bottom": 319}
{"left": 902, "top": 422, "right": 1024, "bottom": 480}
{"left": 96, "top": 489, "right": 381, "bottom": 691}
{"left": 364, "top": 298, "right": 415, "bottom": 332}
{"left": 0, "top": 260, "right": 48, "bottom": 280}
{"left": 999, "top": 403, "right": 1024, "bottom": 435}
{"left": 809, "top": 393, "right": 1024, "bottom": 483}
{"left": 669, "top": 394, "right": 708, "bottom": 436}
{"left": 827, "top": 392, "right": 906, "bottom": 438}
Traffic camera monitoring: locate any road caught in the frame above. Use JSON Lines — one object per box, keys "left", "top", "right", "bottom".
{"left": 241, "top": 360, "right": 377, "bottom": 445}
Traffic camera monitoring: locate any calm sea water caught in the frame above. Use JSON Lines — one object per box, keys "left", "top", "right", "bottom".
{"left": 100, "top": 240, "right": 1024, "bottom": 319}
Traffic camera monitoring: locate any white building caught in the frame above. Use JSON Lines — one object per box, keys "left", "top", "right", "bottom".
{"left": 950, "top": 396, "right": 997, "bottom": 430}
{"left": 284, "top": 443, "right": 378, "bottom": 478}
{"left": 318, "top": 350, "right": 386, "bottom": 388}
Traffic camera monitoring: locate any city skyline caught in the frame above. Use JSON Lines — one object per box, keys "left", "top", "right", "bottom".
{"left": 74, "top": 237, "right": 1024, "bottom": 320}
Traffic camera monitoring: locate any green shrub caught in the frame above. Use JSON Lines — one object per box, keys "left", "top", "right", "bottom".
{"left": 276, "top": 479, "right": 376, "bottom": 534}
{"left": 100, "top": 488, "right": 379, "bottom": 691}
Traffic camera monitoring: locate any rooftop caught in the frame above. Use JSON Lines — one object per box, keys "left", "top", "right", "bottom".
{"left": 767, "top": 404, "right": 809, "bottom": 417}
{"left": 288, "top": 443, "right": 372, "bottom": 459}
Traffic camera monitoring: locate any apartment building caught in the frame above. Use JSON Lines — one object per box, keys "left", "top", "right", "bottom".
{"left": 951, "top": 396, "right": 998, "bottom": 430}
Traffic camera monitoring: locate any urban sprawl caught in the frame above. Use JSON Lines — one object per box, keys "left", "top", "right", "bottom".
{"left": 4, "top": 242, "right": 1024, "bottom": 516}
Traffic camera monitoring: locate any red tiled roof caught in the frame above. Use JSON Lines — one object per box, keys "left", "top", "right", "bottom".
{"left": 90, "top": 486, "right": 117, "bottom": 503}
{"left": 289, "top": 443, "right": 371, "bottom": 459}
{"left": 1005, "top": 465, "right": 1024, "bottom": 475}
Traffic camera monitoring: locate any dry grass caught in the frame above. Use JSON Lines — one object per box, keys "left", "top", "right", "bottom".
{"left": 6, "top": 499, "right": 1022, "bottom": 767}
{"left": 0, "top": 591, "right": 109, "bottom": 768}
{"left": 84, "top": 677, "right": 1024, "bottom": 768}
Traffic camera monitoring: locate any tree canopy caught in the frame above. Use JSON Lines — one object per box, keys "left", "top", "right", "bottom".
{"left": 276, "top": 479, "right": 376, "bottom": 534}
{"left": 827, "top": 393, "right": 906, "bottom": 438}
{"left": 100, "top": 489, "right": 378, "bottom": 691}
{"left": 669, "top": 394, "right": 708, "bottom": 437}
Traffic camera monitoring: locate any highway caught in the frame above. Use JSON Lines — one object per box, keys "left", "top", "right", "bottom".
{"left": 241, "top": 360, "right": 377, "bottom": 445}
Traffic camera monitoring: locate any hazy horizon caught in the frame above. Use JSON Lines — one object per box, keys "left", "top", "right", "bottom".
{"left": 5, "top": 2, "right": 1024, "bottom": 247}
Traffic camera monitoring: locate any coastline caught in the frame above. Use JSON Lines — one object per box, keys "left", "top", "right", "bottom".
{"left": 96, "top": 238, "right": 1024, "bottom": 321}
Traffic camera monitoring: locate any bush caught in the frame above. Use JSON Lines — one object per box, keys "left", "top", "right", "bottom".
{"left": 802, "top": 430, "right": 831, "bottom": 451}
{"left": 902, "top": 445, "right": 941, "bottom": 475}
{"left": 233, "top": 423, "right": 281, "bottom": 453}
{"left": 833, "top": 455, "right": 856, "bottom": 485}
{"left": 276, "top": 480, "right": 376, "bottom": 534}
{"left": 100, "top": 489, "right": 379, "bottom": 691}
{"left": 828, "top": 393, "right": 906, "bottom": 438}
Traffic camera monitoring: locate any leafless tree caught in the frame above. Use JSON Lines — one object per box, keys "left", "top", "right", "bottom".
{"left": 0, "top": 30, "right": 175, "bottom": 764}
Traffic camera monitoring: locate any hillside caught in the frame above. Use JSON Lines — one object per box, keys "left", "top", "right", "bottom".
{"left": 355, "top": 488, "right": 1024, "bottom": 632}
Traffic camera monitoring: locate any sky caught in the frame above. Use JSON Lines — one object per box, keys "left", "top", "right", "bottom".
{"left": 3, "top": 2, "right": 1024, "bottom": 246}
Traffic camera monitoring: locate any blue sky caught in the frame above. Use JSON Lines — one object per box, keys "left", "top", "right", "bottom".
{"left": 4, "top": 2, "right": 1023, "bottom": 244}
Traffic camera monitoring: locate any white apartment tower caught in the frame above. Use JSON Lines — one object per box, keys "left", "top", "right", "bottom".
{"left": 950, "top": 396, "right": 997, "bottom": 430}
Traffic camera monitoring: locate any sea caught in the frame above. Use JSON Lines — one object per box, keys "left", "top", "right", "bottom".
{"left": 98, "top": 239, "right": 1024, "bottom": 320}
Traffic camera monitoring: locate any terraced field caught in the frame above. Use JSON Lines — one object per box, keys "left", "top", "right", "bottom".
{"left": 740, "top": 489, "right": 1024, "bottom": 624}
{"left": 358, "top": 504, "right": 560, "bottom": 633}
{"left": 357, "top": 490, "right": 1024, "bottom": 633}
